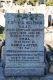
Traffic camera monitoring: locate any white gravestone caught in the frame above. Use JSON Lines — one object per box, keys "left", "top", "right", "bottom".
{"left": 5, "top": 13, "right": 45, "bottom": 76}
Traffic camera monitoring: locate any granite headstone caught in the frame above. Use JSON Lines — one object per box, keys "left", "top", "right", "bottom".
{"left": 5, "top": 13, "right": 45, "bottom": 76}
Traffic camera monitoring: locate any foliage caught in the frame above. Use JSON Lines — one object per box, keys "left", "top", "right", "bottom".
{"left": 0, "top": 25, "right": 4, "bottom": 34}
{"left": 47, "top": 44, "right": 53, "bottom": 52}
{"left": 15, "top": 0, "right": 38, "bottom": 5}
{"left": 15, "top": 0, "right": 26, "bottom": 5}
{"left": 0, "top": 25, "right": 5, "bottom": 40}
{"left": 46, "top": 1, "right": 53, "bottom": 6}
{"left": 28, "top": 0, "right": 38, "bottom": 6}
{"left": 0, "top": 34, "right": 5, "bottom": 40}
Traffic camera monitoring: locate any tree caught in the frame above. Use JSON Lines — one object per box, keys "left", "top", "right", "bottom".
{"left": 15, "top": 0, "right": 27, "bottom": 5}
{"left": 28, "top": 0, "right": 38, "bottom": 6}
{"left": 0, "top": 25, "right": 4, "bottom": 34}
{"left": 46, "top": 1, "right": 53, "bottom": 6}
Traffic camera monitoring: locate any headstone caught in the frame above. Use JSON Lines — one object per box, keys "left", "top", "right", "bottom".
{"left": 5, "top": 77, "right": 40, "bottom": 80}
{"left": 5, "top": 13, "right": 45, "bottom": 76}
{"left": 43, "top": 75, "right": 53, "bottom": 80}
{"left": 0, "top": 67, "right": 5, "bottom": 80}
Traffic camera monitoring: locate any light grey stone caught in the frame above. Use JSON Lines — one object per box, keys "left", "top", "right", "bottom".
{"left": 32, "top": 77, "right": 40, "bottom": 80}
{"left": 5, "top": 77, "right": 40, "bottom": 80}
{"left": 4, "top": 65, "right": 45, "bottom": 76}
{"left": 44, "top": 75, "right": 53, "bottom": 80}
{"left": 0, "top": 67, "right": 5, "bottom": 80}
{"left": 5, "top": 77, "right": 16, "bottom": 80}
{"left": 5, "top": 13, "right": 45, "bottom": 76}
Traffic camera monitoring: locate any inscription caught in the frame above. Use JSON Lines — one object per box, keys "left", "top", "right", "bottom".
{"left": 5, "top": 14, "right": 44, "bottom": 75}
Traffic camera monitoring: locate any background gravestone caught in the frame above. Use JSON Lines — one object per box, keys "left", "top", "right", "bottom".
{"left": 5, "top": 13, "right": 45, "bottom": 76}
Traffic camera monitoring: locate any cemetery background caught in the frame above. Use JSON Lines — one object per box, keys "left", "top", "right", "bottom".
{"left": 0, "top": 3, "right": 53, "bottom": 80}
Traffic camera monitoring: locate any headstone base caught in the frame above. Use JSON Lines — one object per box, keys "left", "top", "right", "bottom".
{"left": 4, "top": 63, "right": 45, "bottom": 76}
{"left": 3, "top": 74, "right": 53, "bottom": 80}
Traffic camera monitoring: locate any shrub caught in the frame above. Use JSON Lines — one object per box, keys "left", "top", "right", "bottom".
{"left": 15, "top": 0, "right": 26, "bottom": 5}
{"left": 0, "top": 25, "right": 4, "bottom": 34}
{"left": 46, "top": 1, "right": 53, "bottom": 6}
{"left": 28, "top": 0, "right": 38, "bottom": 6}
{"left": 47, "top": 44, "right": 53, "bottom": 52}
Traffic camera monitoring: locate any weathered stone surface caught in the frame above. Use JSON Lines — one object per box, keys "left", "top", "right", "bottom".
{"left": 5, "top": 64, "right": 45, "bottom": 76}
{"left": 43, "top": 75, "right": 53, "bottom": 80}
{"left": 4, "top": 75, "right": 53, "bottom": 80}
{"left": 5, "top": 13, "right": 45, "bottom": 76}
{"left": 5, "top": 77, "right": 40, "bottom": 80}
{"left": 0, "top": 67, "right": 5, "bottom": 80}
